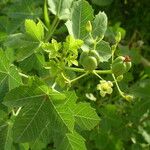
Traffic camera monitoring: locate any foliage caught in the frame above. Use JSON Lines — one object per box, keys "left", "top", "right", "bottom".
{"left": 0, "top": 0, "right": 150, "bottom": 150}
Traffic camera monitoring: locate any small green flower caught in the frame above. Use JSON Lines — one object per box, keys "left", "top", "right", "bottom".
{"left": 97, "top": 80, "right": 113, "bottom": 97}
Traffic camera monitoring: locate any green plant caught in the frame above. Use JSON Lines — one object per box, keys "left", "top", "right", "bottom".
{"left": 0, "top": 0, "right": 150, "bottom": 150}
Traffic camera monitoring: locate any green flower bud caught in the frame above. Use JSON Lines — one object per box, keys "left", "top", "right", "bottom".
{"left": 116, "top": 75, "right": 124, "bottom": 81}
{"left": 115, "top": 32, "right": 121, "bottom": 43}
{"left": 124, "top": 94, "right": 134, "bottom": 102}
{"left": 86, "top": 21, "right": 92, "bottom": 32}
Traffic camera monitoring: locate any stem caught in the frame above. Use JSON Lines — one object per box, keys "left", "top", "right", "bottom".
{"left": 61, "top": 72, "right": 88, "bottom": 84}
{"left": 61, "top": 72, "right": 70, "bottom": 83}
{"left": 89, "top": 32, "right": 94, "bottom": 41}
{"left": 96, "top": 35, "right": 104, "bottom": 44}
{"left": 44, "top": 0, "right": 50, "bottom": 29}
{"left": 45, "top": 16, "right": 59, "bottom": 42}
{"left": 111, "top": 43, "right": 126, "bottom": 99}
{"left": 12, "top": 107, "right": 22, "bottom": 116}
{"left": 95, "top": 69, "right": 112, "bottom": 74}
{"left": 52, "top": 82, "right": 57, "bottom": 89}
{"left": 65, "top": 67, "right": 112, "bottom": 74}
{"left": 93, "top": 40, "right": 97, "bottom": 50}
{"left": 93, "top": 71, "right": 103, "bottom": 80}
{"left": 19, "top": 72, "right": 29, "bottom": 78}
{"left": 112, "top": 74, "right": 125, "bottom": 98}
{"left": 70, "top": 72, "right": 88, "bottom": 83}
{"left": 65, "top": 67, "right": 86, "bottom": 73}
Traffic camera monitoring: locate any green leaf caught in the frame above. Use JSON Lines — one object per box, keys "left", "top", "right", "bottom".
{"left": 63, "top": 35, "right": 83, "bottom": 66}
{"left": 3, "top": 0, "right": 42, "bottom": 33}
{"left": 13, "top": 100, "right": 51, "bottom": 142}
{"left": 63, "top": 35, "right": 83, "bottom": 55}
{"left": 25, "top": 19, "right": 44, "bottom": 41}
{"left": 5, "top": 19, "right": 44, "bottom": 61}
{"left": 0, "top": 120, "right": 13, "bottom": 150}
{"left": 66, "top": 0, "right": 94, "bottom": 39}
{"left": 48, "top": 0, "right": 74, "bottom": 20}
{"left": 30, "top": 140, "right": 46, "bottom": 150}
{"left": 5, "top": 0, "right": 42, "bottom": 19}
{"left": 0, "top": 50, "right": 22, "bottom": 93}
{"left": 5, "top": 33, "right": 41, "bottom": 61}
{"left": 63, "top": 91, "right": 77, "bottom": 109}
{"left": 56, "top": 104, "right": 75, "bottom": 132}
{"left": 0, "top": 104, "right": 8, "bottom": 121}
{"left": 8, "top": 66, "right": 22, "bottom": 90}
{"left": 96, "top": 40, "right": 111, "bottom": 62}
{"left": 31, "top": 121, "right": 52, "bottom": 146}
{"left": 19, "top": 53, "right": 45, "bottom": 72}
{"left": 0, "top": 16, "right": 19, "bottom": 35}
{"left": 3, "top": 86, "right": 45, "bottom": 107}
{"left": 73, "top": 102, "right": 100, "bottom": 130}
{"left": 42, "top": 39, "right": 62, "bottom": 58}
{"left": 92, "top": 12, "right": 107, "bottom": 39}
{"left": 3, "top": 83, "right": 66, "bottom": 107}
{"left": 3, "top": 83, "right": 75, "bottom": 143}
{"left": 58, "top": 132, "right": 86, "bottom": 150}
{"left": 48, "top": 91, "right": 76, "bottom": 135}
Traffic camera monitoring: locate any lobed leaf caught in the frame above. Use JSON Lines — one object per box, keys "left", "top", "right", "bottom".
{"left": 0, "top": 50, "right": 22, "bottom": 94}
{"left": 58, "top": 132, "right": 86, "bottom": 150}
{"left": 25, "top": 19, "right": 44, "bottom": 41}
{"left": 73, "top": 102, "right": 100, "bottom": 130}
{"left": 66, "top": 0, "right": 94, "bottom": 40}
{"left": 13, "top": 100, "right": 51, "bottom": 142}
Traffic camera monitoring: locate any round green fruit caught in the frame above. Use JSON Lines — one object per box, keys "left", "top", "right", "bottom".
{"left": 112, "top": 62, "right": 126, "bottom": 76}
{"left": 82, "top": 56, "right": 97, "bottom": 71}
{"left": 112, "top": 56, "right": 132, "bottom": 76}
{"left": 89, "top": 50, "right": 100, "bottom": 64}
{"left": 79, "top": 50, "right": 101, "bottom": 71}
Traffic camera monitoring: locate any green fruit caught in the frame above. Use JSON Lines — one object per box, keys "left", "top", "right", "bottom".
{"left": 112, "top": 63, "right": 126, "bottom": 76}
{"left": 82, "top": 56, "right": 97, "bottom": 71}
{"left": 112, "top": 56, "right": 132, "bottom": 76}
{"left": 113, "top": 56, "right": 124, "bottom": 63}
{"left": 89, "top": 50, "right": 100, "bottom": 64}
{"left": 79, "top": 50, "right": 101, "bottom": 71}
{"left": 79, "top": 51, "right": 89, "bottom": 65}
